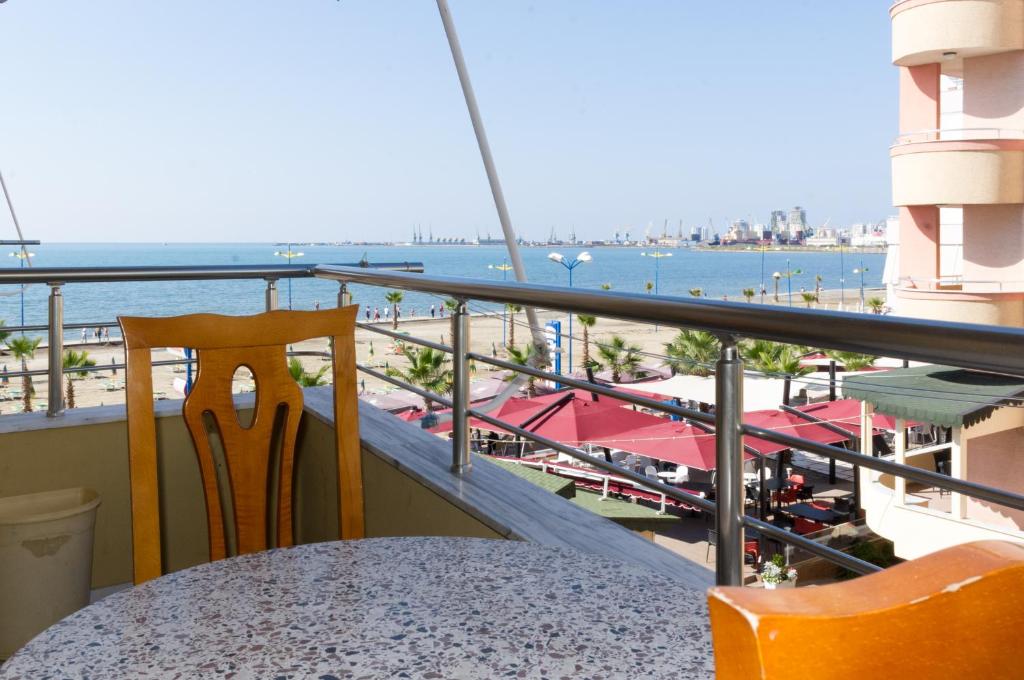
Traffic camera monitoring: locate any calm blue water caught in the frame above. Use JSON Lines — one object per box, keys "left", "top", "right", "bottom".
{"left": 0, "top": 243, "right": 885, "bottom": 338}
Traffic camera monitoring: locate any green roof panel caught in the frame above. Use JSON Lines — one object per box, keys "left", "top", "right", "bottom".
{"left": 841, "top": 365, "right": 1024, "bottom": 428}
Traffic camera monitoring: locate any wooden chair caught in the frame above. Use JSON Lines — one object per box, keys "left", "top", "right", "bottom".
{"left": 708, "top": 540, "right": 1024, "bottom": 679}
{"left": 120, "top": 307, "right": 363, "bottom": 584}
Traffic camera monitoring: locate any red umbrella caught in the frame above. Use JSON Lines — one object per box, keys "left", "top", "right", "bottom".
{"left": 584, "top": 421, "right": 756, "bottom": 471}
{"left": 429, "top": 390, "right": 663, "bottom": 441}
{"left": 792, "top": 399, "right": 914, "bottom": 433}
{"left": 742, "top": 409, "right": 853, "bottom": 445}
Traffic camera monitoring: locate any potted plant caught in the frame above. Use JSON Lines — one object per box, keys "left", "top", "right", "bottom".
{"left": 760, "top": 553, "right": 798, "bottom": 589}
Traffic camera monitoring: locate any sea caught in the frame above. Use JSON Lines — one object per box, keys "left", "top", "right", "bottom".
{"left": 0, "top": 243, "right": 886, "bottom": 339}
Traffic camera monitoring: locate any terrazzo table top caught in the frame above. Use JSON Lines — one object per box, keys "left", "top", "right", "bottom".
{"left": 0, "top": 537, "right": 715, "bottom": 679}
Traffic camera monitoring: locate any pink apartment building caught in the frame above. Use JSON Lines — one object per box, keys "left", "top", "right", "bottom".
{"left": 891, "top": 0, "right": 1024, "bottom": 326}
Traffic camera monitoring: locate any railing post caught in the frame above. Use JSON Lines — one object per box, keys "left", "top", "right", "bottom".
{"left": 338, "top": 281, "right": 352, "bottom": 308}
{"left": 714, "top": 335, "right": 744, "bottom": 586}
{"left": 451, "top": 298, "right": 471, "bottom": 474}
{"left": 265, "top": 278, "right": 279, "bottom": 311}
{"left": 47, "top": 283, "right": 65, "bottom": 417}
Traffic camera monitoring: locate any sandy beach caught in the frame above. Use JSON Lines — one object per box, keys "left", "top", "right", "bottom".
{"left": 0, "top": 287, "right": 885, "bottom": 415}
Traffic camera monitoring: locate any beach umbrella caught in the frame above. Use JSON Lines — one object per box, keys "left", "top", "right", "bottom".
{"left": 742, "top": 409, "right": 852, "bottom": 446}
{"left": 792, "top": 399, "right": 914, "bottom": 434}
{"left": 583, "top": 422, "right": 732, "bottom": 471}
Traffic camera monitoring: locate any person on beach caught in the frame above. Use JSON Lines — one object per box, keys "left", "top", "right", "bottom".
{"left": 373, "top": 307, "right": 380, "bottom": 321}
{"left": 365, "top": 306, "right": 371, "bottom": 321}
{"left": 430, "top": 305, "right": 435, "bottom": 318}
{"left": 383, "top": 307, "right": 390, "bottom": 321}
{"left": 395, "top": 304, "right": 401, "bottom": 321}
{"left": 81, "top": 328, "right": 87, "bottom": 344}
{"left": 314, "top": 300, "right": 320, "bottom": 311}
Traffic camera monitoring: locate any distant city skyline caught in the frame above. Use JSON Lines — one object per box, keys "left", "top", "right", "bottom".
{"left": 0, "top": 2, "right": 894, "bottom": 243}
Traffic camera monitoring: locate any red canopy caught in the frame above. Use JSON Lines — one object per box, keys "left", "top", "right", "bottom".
{"left": 742, "top": 409, "right": 853, "bottom": 446}
{"left": 584, "top": 421, "right": 756, "bottom": 471}
{"left": 428, "top": 390, "right": 661, "bottom": 442}
{"left": 792, "top": 399, "right": 914, "bottom": 433}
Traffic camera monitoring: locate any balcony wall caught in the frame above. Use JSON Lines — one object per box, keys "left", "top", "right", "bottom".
{"left": 891, "top": 140, "right": 1024, "bottom": 206}
{"left": 891, "top": 0, "right": 1024, "bottom": 66}
{"left": 0, "top": 389, "right": 711, "bottom": 591}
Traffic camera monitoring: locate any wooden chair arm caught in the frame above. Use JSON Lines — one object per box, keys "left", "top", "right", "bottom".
{"left": 708, "top": 540, "right": 1024, "bottom": 679}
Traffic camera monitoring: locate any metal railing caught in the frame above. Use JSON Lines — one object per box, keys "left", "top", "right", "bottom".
{"left": 894, "top": 127, "right": 1024, "bottom": 145}
{"left": 0, "top": 261, "right": 423, "bottom": 416}
{"left": 315, "top": 264, "right": 1024, "bottom": 586}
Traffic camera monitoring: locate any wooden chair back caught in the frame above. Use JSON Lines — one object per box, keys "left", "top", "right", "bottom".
{"left": 708, "top": 540, "right": 1024, "bottom": 679}
{"left": 120, "top": 307, "right": 363, "bottom": 584}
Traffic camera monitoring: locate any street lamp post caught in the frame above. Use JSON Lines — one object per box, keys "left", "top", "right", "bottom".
{"left": 273, "top": 244, "right": 304, "bottom": 309}
{"left": 640, "top": 249, "right": 673, "bottom": 296}
{"left": 6, "top": 247, "right": 36, "bottom": 330}
{"left": 839, "top": 244, "right": 845, "bottom": 309}
{"left": 488, "top": 259, "right": 513, "bottom": 346}
{"left": 853, "top": 261, "right": 870, "bottom": 309}
{"left": 548, "top": 251, "right": 592, "bottom": 373}
{"left": 772, "top": 271, "right": 781, "bottom": 303}
{"left": 785, "top": 259, "right": 802, "bottom": 308}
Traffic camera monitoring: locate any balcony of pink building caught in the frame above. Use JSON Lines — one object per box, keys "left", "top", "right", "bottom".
{"left": 891, "top": 129, "right": 1024, "bottom": 207}
{"left": 890, "top": 0, "right": 1024, "bottom": 67}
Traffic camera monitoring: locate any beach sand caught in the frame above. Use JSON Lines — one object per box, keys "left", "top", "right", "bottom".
{"left": 0, "top": 287, "right": 885, "bottom": 414}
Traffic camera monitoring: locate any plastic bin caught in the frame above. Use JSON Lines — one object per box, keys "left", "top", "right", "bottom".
{"left": 0, "top": 488, "right": 101, "bottom": 659}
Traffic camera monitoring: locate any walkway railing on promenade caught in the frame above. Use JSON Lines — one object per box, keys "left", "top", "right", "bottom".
{"left": 0, "top": 261, "right": 422, "bottom": 418}
{"left": 315, "top": 264, "right": 1024, "bottom": 586}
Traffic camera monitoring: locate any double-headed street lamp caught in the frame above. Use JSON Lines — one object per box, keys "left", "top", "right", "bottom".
{"left": 488, "top": 260, "right": 513, "bottom": 346}
{"left": 853, "top": 261, "right": 870, "bottom": 309}
{"left": 273, "top": 244, "right": 304, "bottom": 309}
{"left": 548, "top": 251, "right": 591, "bottom": 373}
{"left": 6, "top": 245, "right": 36, "bottom": 330}
{"left": 640, "top": 249, "right": 673, "bottom": 295}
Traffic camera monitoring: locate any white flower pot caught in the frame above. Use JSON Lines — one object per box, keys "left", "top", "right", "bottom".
{"left": 763, "top": 579, "right": 795, "bottom": 590}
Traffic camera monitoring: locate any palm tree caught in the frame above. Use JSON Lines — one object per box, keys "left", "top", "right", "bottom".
{"left": 645, "top": 281, "right": 654, "bottom": 295}
{"left": 576, "top": 314, "right": 598, "bottom": 368}
{"left": 505, "top": 344, "right": 539, "bottom": 397}
{"left": 6, "top": 336, "right": 40, "bottom": 413}
{"left": 814, "top": 274, "right": 823, "bottom": 302}
{"left": 664, "top": 330, "right": 719, "bottom": 377}
{"left": 506, "top": 304, "right": 522, "bottom": 348}
{"left": 385, "top": 346, "right": 453, "bottom": 411}
{"left": 443, "top": 298, "right": 461, "bottom": 344}
{"left": 800, "top": 291, "right": 816, "bottom": 308}
{"left": 600, "top": 283, "right": 612, "bottom": 291}
{"left": 288, "top": 357, "right": 329, "bottom": 387}
{"left": 62, "top": 349, "right": 96, "bottom": 408}
{"left": 689, "top": 287, "right": 703, "bottom": 297}
{"left": 741, "top": 288, "right": 755, "bottom": 303}
{"left": 824, "top": 350, "right": 877, "bottom": 371}
{"left": 385, "top": 291, "right": 403, "bottom": 330}
{"left": 0, "top": 320, "right": 9, "bottom": 350}
{"left": 866, "top": 296, "right": 886, "bottom": 314}
{"left": 741, "top": 339, "right": 812, "bottom": 404}
{"left": 596, "top": 335, "right": 642, "bottom": 383}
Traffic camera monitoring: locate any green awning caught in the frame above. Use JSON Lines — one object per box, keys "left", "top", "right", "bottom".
{"left": 841, "top": 365, "right": 1024, "bottom": 428}
{"left": 486, "top": 457, "right": 576, "bottom": 498}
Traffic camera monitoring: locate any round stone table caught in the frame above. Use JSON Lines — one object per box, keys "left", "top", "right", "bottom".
{"left": 0, "top": 537, "right": 714, "bottom": 678}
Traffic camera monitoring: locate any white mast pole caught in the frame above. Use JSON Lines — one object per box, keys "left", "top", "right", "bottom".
{"left": 0, "top": 170, "right": 33, "bottom": 265}
{"left": 435, "top": 0, "right": 547, "bottom": 355}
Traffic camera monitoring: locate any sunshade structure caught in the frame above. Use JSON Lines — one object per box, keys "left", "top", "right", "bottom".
{"left": 620, "top": 374, "right": 828, "bottom": 411}
{"left": 793, "top": 399, "right": 911, "bottom": 434}
{"left": 842, "top": 365, "right": 1024, "bottom": 428}
{"left": 742, "top": 409, "right": 853, "bottom": 447}
{"left": 428, "top": 389, "right": 661, "bottom": 440}
{"left": 584, "top": 422, "right": 757, "bottom": 471}
{"left": 360, "top": 391, "right": 424, "bottom": 412}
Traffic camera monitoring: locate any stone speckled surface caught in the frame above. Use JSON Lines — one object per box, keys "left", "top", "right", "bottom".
{"left": 0, "top": 537, "right": 714, "bottom": 679}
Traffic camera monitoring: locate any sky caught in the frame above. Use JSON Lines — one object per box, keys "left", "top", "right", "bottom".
{"left": 0, "top": 2, "right": 896, "bottom": 243}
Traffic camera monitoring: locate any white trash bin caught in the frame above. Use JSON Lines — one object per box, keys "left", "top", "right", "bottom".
{"left": 0, "top": 487, "right": 101, "bottom": 660}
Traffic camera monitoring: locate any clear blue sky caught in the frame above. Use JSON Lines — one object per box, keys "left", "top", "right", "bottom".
{"left": 0, "top": 2, "right": 895, "bottom": 243}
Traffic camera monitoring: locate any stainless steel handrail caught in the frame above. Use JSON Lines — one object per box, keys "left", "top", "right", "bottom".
{"left": 316, "top": 265, "right": 1024, "bottom": 375}
{"left": 316, "top": 264, "right": 1024, "bottom": 585}
{"left": 0, "top": 261, "right": 424, "bottom": 418}
{"left": 0, "top": 261, "right": 423, "bottom": 284}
